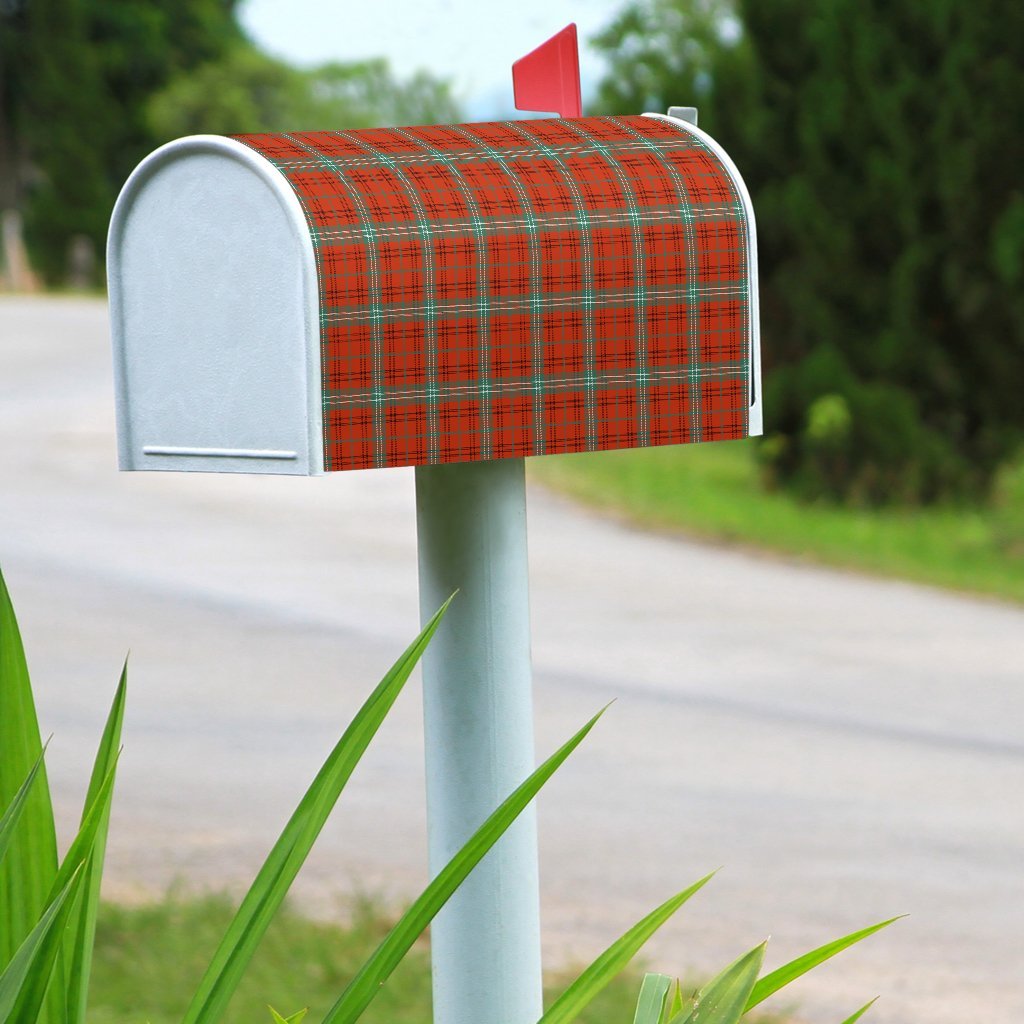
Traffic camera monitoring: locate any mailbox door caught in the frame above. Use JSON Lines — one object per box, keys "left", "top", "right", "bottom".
{"left": 108, "top": 137, "right": 323, "bottom": 475}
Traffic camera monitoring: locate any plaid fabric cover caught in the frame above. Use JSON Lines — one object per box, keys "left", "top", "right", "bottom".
{"left": 234, "top": 116, "right": 752, "bottom": 472}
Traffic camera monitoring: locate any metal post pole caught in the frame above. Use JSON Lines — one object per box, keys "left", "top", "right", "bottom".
{"left": 415, "top": 457, "right": 542, "bottom": 1024}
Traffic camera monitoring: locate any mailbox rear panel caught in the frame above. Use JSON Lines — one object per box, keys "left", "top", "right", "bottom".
{"left": 235, "top": 115, "right": 757, "bottom": 472}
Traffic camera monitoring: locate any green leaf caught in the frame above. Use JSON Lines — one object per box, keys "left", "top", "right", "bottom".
{"left": 0, "top": 750, "right": 46, "bottom": 870}
{"left": 182, "top": 598, "right": 454, "bottom": 1024}
{"left": 0, "top": 567, "right": 59, "bottom": 996}
{"left": 268, "top": 1008, "right": 308, "bottom": 1024}
{"left": 633, "top": 974, "right": 671, "bottom": 1024}
{"left": 745, "top": 918, "right": 902, "bottom": 1011}
{"left": 670, "top": 943, "right": 765, "bottom": 1024}
{"left": 666, "top": 980, "right": 684, "bottom": 1021}
{"left": 66, "top": 663, "right": 127, "bottom": 1024}
{"left": 49, "top": 762, "right": 119, "bottom": 906}
{"left": 539, "top": 873, "right": 714, "bottom": 1024}
{"left": 0, "top": 867, "right": 85, "bottom": 1024}
{"left": 321, "top": 708, "right": 607, "bottom": 1024}
{"left": 12, "top": 761, "right": 119, "bottom": 1022}
{"left": 839, "top": 998, "right": 878, "bottom": 1024}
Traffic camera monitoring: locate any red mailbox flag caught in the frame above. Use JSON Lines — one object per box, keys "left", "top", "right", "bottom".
{"left": 512, "top": 24, "right": 583, "bottom": 117}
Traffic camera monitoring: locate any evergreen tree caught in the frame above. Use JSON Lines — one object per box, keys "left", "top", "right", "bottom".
{"left": 595, "top": 0, "right": 1024, "bottom": 503}
{"left": 0, "top": 1, "right": 463, "bottom": 287}
{"left": 146, "top": 47, "right": 463, "bottom": 140}
{"left": 1, "top": 0, "right": 242, "bottom": 284}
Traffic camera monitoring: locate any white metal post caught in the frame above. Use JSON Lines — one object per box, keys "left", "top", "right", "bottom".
{"left": 415, "top": 457, "right": 542, "bottom": 1024}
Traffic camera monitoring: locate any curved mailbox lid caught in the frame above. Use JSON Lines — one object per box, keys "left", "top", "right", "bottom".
{"left": 648, "top": 111, "right": 762, "bottom": 439}
{"left": 234, "top": 115, "right": 759, "bottom": 471}
{"left": 109, "top": 115, "right": 758, "bottom": 476}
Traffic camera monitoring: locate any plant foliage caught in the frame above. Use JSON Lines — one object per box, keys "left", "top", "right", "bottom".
{"left": 0, "top": 572, "right": 603, "bottom": 1024}
{"left": 0, "top": 1, "right": 462, "bottom": 286}
{"left": 594, "top": 0, "right": 1024, "bottom": 504}
{"left": 1, "top": 565, "right": 897, "bottom": 1022}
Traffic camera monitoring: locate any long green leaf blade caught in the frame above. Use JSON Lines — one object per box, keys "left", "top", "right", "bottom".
{"left": 745, "top": 918, "right": 902, "bottom": 1011}
{"left": 840, "top": 998, "right": 878, "bottom": 1024}
{"left": 0, "top": 568, "right": 59, "bottom": 1004}
{"left": 0, "top": 868, "right": 84, "bottom": 1024}
{"left": 671, "top": 943, "right": 765, "bottom": 1024}
{"left": 321, "top": 709, "right": 606, "bottom": 1024}
{"left": 540, "top": 873, "right": 714, "bottom": 1024}
{"left": 13, "top": 763, "right": 119, "bottom": 1022}
{"left": 183, "top": 598, "right": 453, "bottom": 1024}
{"left": 0, "top": 750, "right": 46, "bottom": 870}
{"left": 269, "top": 1009, "right": 308, "bottom": 1024}
{"left": 633, "top": 974, "right": 671, "bottom": 1024}
{"left": 48, "top": 762, "right": 119, "bottom": 904}
{"left": 666, "top": 980, "right": 684, "bottom": 1021}
{"left": 66, "top": 663, "right": 127, "bottom": 1024}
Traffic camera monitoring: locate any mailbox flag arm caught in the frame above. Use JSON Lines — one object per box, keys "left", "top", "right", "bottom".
{"left": 512, "top": 23, "right": 583, "bottom": 117}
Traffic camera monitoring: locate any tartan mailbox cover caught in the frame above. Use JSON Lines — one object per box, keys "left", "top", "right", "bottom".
{"left": 108, "top": 113, "right": 760, "bottom": 476}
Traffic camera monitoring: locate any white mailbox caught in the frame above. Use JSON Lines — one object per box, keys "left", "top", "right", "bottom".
{"left": 109, "top": 113, "right": 759, "bottom": 477}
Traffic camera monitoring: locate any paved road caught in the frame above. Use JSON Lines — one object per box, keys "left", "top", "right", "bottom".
{"left": 1, "top": 297, "right": 1022, "bottom": 1023}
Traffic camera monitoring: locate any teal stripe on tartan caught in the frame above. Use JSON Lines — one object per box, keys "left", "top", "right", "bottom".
{"left": 234, "top": 115, "right": 754, "bottom": 470}
{"left": 316, "top": 281, "right": 746, "bottom": 324}
{"left": 262, "top": 136, "right": 723, "bottom": 173}
{"left": 331, "top": 127, "right": 446, "bottom": 465}
{"left": 617, "top": 119, "right": 751, "bottom": 437}
{"left": 277, "top": 133, "right": 391, "bottom": 468}
{"left": 389, "top": 125, "right": 498, "bottom": 462}
{"left": 556, "top": 119, "right": 652, "bottom": 447}
{"left": 306, "top": 203, "right": 737, "bottom": 245}
{"left": 612, "top": 120, "right": 705, "bottom": 443}
{"left": 321, "top": 360, "right": 748, "bottom": 409}
{"left": 443, "top": 122, "right": 549, "bottom": 456}
{"left": 503, "top": 120, "right": 600, "bottom": 452}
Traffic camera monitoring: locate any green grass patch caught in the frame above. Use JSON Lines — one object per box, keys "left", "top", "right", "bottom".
{"left": 530, "top": 440, "right": 1024, "bottom": 604}
{"left": 86, "top": 895, "right": 645, "bottom": 1024}
{"left": 88, "top": 894, "right": 428, "bottom": 1024}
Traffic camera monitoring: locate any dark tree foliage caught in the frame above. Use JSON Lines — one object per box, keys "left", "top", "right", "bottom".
{"left": 594, "top": 0, "right": 1024, "bottom": 504}
{"left": 146, "top": 47, "right": 463, "bottom": 140}
{"left": 1, "top": 0, "right": 243, "bottom": 284}
{"left": 0, "top": 1, "right": 463, "bottom": 288}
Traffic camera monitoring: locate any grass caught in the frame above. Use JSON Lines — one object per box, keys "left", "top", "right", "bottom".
{"left": 529, "top": 439, "right": 1024, "bottom": 604}
{"left": 86, "top": 895, "right": 647, "bottom": 1024}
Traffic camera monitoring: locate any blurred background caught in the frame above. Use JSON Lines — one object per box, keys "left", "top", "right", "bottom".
{"left": 3, "top": 0, "right": 1024, "bottom": 557}
{"left": 1, "top": 2, "right": 1023, "bottom": 1022}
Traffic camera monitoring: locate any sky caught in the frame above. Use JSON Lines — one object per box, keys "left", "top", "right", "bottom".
{"left": 238, "top": 0, "right": 626, "bottom": 119}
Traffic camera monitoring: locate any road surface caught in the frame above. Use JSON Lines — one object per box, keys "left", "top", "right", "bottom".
{"left": 1, "top": 297, "right": 1022, "bottom": 1022}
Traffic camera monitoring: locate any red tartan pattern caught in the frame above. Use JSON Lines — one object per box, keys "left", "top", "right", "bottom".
{"left": 234, "top": 115, "right": 753, "bottom": 471}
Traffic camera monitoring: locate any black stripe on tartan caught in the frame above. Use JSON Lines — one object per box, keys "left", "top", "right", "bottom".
{"left": 274, "top": 134, "right": 390, "bottom": 470}
{"left": 332, "top": 127, "right": 446, "bottom": 465}
{"left": 504, "top": 120, "right": 600, "bottom": 452}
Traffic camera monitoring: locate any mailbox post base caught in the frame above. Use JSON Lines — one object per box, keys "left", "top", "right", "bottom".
{"left": 415, "top": 457, "right": 542, "bottom": 1024}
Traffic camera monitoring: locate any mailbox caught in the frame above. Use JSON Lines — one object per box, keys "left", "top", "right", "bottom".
{"left": 106, "top": 60, "right": 765, "bottom": 1024}
{"left": 108, "top": 113, "right": 760, "bottom": 475}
